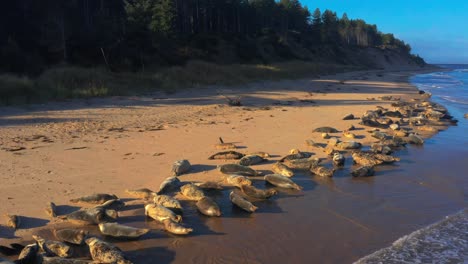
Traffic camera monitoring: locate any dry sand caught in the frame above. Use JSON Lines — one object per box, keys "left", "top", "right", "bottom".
{"left": 1, "top": 67, "right": 462, "bottom": 263}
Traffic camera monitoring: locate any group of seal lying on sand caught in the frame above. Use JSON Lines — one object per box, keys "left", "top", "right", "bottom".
{"left": 0, "top": 90, "right": 458, "bottom": 263}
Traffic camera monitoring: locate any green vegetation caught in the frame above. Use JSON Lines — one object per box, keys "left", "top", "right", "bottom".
{"left": 0, "top": 61, "right": 360, "bottom": 105}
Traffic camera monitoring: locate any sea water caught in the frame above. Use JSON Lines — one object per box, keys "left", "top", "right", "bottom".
{"left": 355, "top": 65, "right": 468, "bottom": 264}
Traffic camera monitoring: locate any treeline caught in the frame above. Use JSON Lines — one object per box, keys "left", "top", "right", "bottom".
{"left": 0, "top": 0, "right": 424, "bottom": 74}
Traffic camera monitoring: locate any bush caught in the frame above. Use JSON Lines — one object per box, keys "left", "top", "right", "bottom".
{"left": 0, "top": 74, "right": 35, "bottom": 105}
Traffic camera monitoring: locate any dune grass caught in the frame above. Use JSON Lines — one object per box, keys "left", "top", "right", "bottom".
{"left": 0, "top": 61, "right": 362, "bottom": 105}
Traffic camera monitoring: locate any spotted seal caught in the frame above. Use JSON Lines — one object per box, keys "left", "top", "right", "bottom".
{"left": 145, "top": 204, "right": 182, "bottom": 223}
{"left": 272, "top": 162, "right": 294, "bottom": 177}
{"left": 310, "top": 166, "right": 334, "bottom": 177}
{"left": 332, "top": 152, "right": 345, "bottom": 166}
{"left": 240, "top": 185, "right": 277, "bottom": 199}
{"left": 153, "top": 195, "right": 182, "bottom": 211}
{"left": 209, "top": 151, "right": 244, "bottom": 160}
{"left": 125, "top": 188, "right": 155, "bottom": 200}
{"left": 69, "top": 194, "right": 118, "bottom": 205}
{"left": 86, "top": 237, "right": 132, "bottom": 264}
{"left": 351, "top": 166, "right": 375, "bottom": 177}
{"left": 313, "top": 127, "right": 339, "bottom": 133}
{"left": 195, "top": 181, "right": 224, "bottom": 190}
{"left": 157, "top": 176, "right": 181, "bottom": 194}
{"left": 98, "top": 223, "right": 150, "bottom": 239}
{"left": 162, "top": 219, "right": 193, "bottom": 235}
{"left": 229, "top": 191, "right": 258, "bottom": 212}
{"left": 224, "top": 175, "right": 252, "bottom": 187}
{"left": 180, "top": 184, "right": 205, "bottom": 201}
{"left": 171, "top": 159, "right": 191, "bottom": 176}
{"left": 53, "top": 229, "right": 88, "bottom": 245}
{"left": 264, "top": 174, "right": 302, "bottom": 190}
{"left": 196, "top": 197, "right": 221, "bottom": 217}
{"left": 238, "top": 155, "right": 266, "bottom": 166}
{"left": 32, "top": 234, "right": 72, "bottom": 258}
{"left": 59, "top": 207, "right": 117, "bottom": 225}
{"left": 218, "top": 164, "right": 259, "bottom": 176}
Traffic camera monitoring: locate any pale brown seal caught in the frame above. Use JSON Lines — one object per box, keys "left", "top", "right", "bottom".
{"left": 180, "top": 184, "right": 205, "bottom": 201}
{"left": 264, "top": 174, "right": 302, "bottom": 190}
{"left": 153, "top": 195, "right": 182, "bottom": 211}
{"left": 238, "top": 155, "right": 266, "bottom": 166}
{"left": 98, "top": 223, "right": 150, "bottom": 239}
{"left": 229, "top": 191, "right": 258, "bottom": 213}
{"left": 240, "top": 185, "right": 277, "bottom": 199}
{"left": 310, "top": 166, "right": 334, "bottom": 177}
{"left": 351, "top": 166, "right": 375, "bottom": 177}
{"left": 272, "top": 162, "right": 294, "bottom": 177}
{"left": 145, "top": 204, "right": 182, "bottom": 223}
{"left": 196, "top": 197, "right": 221, "bottom": 217}
{"left": 125, "top": 188, "right": 155, "bottom": 200}
{"left": 162, "top": 219, "right": 193, "bottom": 235}
{"left": 225, "top": 175, "right": 252, "bottom": 187}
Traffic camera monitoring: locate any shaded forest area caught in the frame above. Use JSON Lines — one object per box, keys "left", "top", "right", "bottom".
{"left": 0, "top": 0, "right": 425, "bottom": 74}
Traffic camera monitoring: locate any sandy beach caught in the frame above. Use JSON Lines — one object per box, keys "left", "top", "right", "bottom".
{"left": 1, "top": 67, "right": 465, "bottom": 263}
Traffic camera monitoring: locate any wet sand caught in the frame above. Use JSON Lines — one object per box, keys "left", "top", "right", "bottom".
{"left": 0, "top": 67, "right": 466, "bottom": 263}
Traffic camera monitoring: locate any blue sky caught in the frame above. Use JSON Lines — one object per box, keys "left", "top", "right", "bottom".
{"left": 301, "top": 0, "right": 468, "bottom": 64}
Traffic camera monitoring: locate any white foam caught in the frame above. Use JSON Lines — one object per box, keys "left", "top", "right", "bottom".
{"left": 354, "top": 209, "right": 468, "bottom": 264}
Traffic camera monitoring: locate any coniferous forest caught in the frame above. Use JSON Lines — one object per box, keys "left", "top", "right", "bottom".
{"left": 1, "top": 0, "right": 425, "bottom": 74}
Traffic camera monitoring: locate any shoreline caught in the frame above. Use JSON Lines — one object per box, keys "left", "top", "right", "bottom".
{"left": 1, "top": 66, "right": 464, "bottom": 263}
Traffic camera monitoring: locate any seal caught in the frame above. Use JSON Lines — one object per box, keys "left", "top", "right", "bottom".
{"left": 332, "top": 152, "right": 345, "bottom": 166}
{"left": 335, "top": 141, "right": 362, "bottom": 150}
{"left": 229, "top": 191, "right": 258, "bottom": 212}
{"left": 279, "top": 150, "right": 311, "bottom": 161}
{"left": 370, "top": 131, "right": 388, "bottom": 141}
{"left": 162, "top": 219, "right": 193, "bottom": 235}
{"left": 145, "top": 204, "right": 182, "bottom": 223}
{"left": 240, "top": 185, "right": 277, "bottom": 199}
{"left": 45, "top": 202, "right": 57, "bottom": 218}
{"left": 98, "top": 223, "right": 150, "bottom": 239}
{"left": 248, "top": 152, "right": 271, "bottom": 158}
{"left": 209, "top": 151, "right": 245, "bottom": 160}
{"left": 157, "top": 176, "right": 181, "bottom": 195}
{"left": 313, "top": 127, "right": 339, "bottom": 133}
{"left": 86, "top": 237, "right": 132, "bottom": 264}
{"left": 196, "top": 197, "right": 221, "bottom": 217}
{"left": 407, "top": 133, "right": 424, "bottom": 145}
{"left": 370, "top": 143, "right": 392, "bottom": 155}
{"left": 97, "top": 199, "right": 126, "bottom": 211}
{"left": 171, "top": 159, "right": 191, "bottom": 176}
{"left": 69, "top": 193, "right": 118, "bottom": 205}
{"left": 195, "top": 181, "right": 224, "bottom": 190}
{"left": 343, "top": 114, "right": 355, "bottom": 120}
{"left": 283, "top": 157, "right": 320, "bottom": 170}
{"left": 264, "top": 174, "right": 302, "bottom": 190}
{"left": 352, "top": 152, "right": 383, "bottom": 166}
{"left": 218, "top": 164, "right": 259, "bottom": 176}
{"left": 238, "top": 155, "right": 266, "bottom": 166}
{"left": 351, "top": 166, "right": 375, "bottom": 177}
{"left": 153, "top": 194, "right": 182, "bottom": 211}
{"left": 225, "top": 175, "right": 252, "bottom": 187}
{"left": 125, "top": 188, "right": 155, "bottom": 200}
{"left": 180, "top": 183, "right": 205, "bottom": 201}
{"left": 33, "top": 234, "right": 72, "bottom": 258}
{"left": 16, "top": 244, "right": 38, "bottom": 264}
{"left": 53, "top": 229, "right": 88, "bottom": 245}
{"left": 310, "top": 166, "right": 334, "bottom": 177}
{"left": 343, "top": 131, "right": 356, "bottom": 139}
{"left": 5, "top": 214, "right": 20, "bottom": 229}
{"left": 214, "top": 137, "right": 237, "bottom": 150}
{"left": 272, "top": 162, "right": 294, "bottom": 177}
{"left": 59, "top": 207, "right": 117, "bottom": 225}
